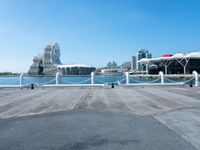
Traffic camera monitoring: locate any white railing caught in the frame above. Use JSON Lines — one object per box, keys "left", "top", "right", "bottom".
{"left": 193, "top": 71, "right": 199, "bottom": 86}
{"left": 124, "top": 71, "right": 199, "bottom": 86}
{"left": 35, "top": 78, "right": 56, "bottom": 86}
{"left": 0, "top": 71, "right": 199, "bottom": 88}
{"left": 130, "top": 77, "right": 161, "bottom": 83}
{"left": 165, "top": 76, "right": 194, "bottom": 84}
{"left": 41, "top": 72, "right": 104, "bottom": 87}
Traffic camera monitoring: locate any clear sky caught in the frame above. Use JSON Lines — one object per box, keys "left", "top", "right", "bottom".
{"left": 0, "top": 0, "right": 200, "bottom": 72}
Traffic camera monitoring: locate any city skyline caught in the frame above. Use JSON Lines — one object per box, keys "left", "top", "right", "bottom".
{"left": 0, "top": 0, "right": 200, "bottom": 72}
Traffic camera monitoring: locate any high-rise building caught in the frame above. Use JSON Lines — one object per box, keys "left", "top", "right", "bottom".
{"left": 106, "top": 61, "right": 117, "bottom": 69}
{"left": 136, "top": 49, "right": 152, "bottom": 71}
{"left": 28, "top": 43, "right": 61, "bottom": 75}
{"left": 131, "top": 56, "right": 136, "bottom": 71}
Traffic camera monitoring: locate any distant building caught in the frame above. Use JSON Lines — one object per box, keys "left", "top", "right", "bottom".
{"left": 28, "top": 43, "right": 95, "bottom": 76}
{"left": 121, "top": 61, "right": 131, "bottom": 72}
{"left": 57, "top": 64, "right": 95, "bottom": 75}
{"left": 106, "top": 61, "right": 117, "bottom": 69}
{"left": 136, "top": 49, "right": 152, "bottom": 71}
{"left": 101, "top": 68, "right": 122, "bottom": 76}
{"left": 100, "top": 61, "right": 122, "bottom": 75}
{"left": 28, "top": 43, "right": 61, "bottom": 75}
{"left": 131, "top": 56, "right": 136, "bottom": 71}
{"left": 139, "top": 52, "right": 200, "bottom": 74}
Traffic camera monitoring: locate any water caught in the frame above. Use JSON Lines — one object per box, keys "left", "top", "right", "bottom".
{"left": 0, "top": 75, "right": 196, "bottom": 85}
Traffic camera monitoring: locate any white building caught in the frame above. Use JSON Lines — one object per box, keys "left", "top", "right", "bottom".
{"left": 28, "top": 43, "right": 95, "bottom": 76}
{"left": 139, "top": 52, "right": 200, "bottom": 74}
{"left": 101, "top": 68, "right": 122, "bottom": 75}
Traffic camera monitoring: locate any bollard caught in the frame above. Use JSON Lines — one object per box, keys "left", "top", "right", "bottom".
{"left": 125, "top": 72, "right": 129, "bottom": 85}
{"left": 56, "top": 72, "right": 60, "bottom": 85}
{"left": 189, "top": 82, "right": 193, "bottom": 87}
{"left": 30, "top": 84, "right": 34, "bottom": 90}
{"left": 111, "top": 83, "right": 114, "bottom": 88}
{"left": 159, "top": 71, "right": 164, "bottom": 84}
{"left": 192, "top": 71, "right": 199, "bottom": 87}
{"left": 91, "top": 72, "right": 95, "bottom": 85}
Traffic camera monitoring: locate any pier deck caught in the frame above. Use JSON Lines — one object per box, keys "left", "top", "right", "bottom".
{"left": 0, "top": 86, "right": 200, "bottom": 150}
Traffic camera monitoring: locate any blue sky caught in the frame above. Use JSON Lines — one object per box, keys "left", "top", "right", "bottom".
{"left": 0, "top": 0, "right": 200, "bottom": 72}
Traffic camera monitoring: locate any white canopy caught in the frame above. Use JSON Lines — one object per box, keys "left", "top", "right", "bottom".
{"left": 139, "top": 51, "right": 200, "bottom": 64}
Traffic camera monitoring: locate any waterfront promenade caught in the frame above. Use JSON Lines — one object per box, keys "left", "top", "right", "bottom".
{"left": 0, "top": 86, "right": 200, "bottom": 150}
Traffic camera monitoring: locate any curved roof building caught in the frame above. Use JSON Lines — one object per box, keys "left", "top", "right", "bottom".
{"left": 139, "top": 52, "right": 200, "bottom": 74}
{"left": 57, "top": 64, "right": 95, "bottom": 75}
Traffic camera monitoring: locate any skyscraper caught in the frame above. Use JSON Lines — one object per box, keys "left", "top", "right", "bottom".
{"left": 136, "top": 49, "right": 152, "bottom": 71}
{"left": 131, "top": 56, "right": 136, "bottom": 71}
{"left": 106, "top": 61, "right": 117, "bottom": 69}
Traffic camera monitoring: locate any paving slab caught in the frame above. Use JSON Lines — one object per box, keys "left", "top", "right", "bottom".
{"left": 0, "top": 88, "right": 90, "bottom": 118}
{"left": 0, "top": 110, "right": 197, "bottom": 150}
{"left": 0, "top": 87, "right": 200, "bottom": 118}
{"left": 154, "top": 106, "right": 200, "bottom": 150}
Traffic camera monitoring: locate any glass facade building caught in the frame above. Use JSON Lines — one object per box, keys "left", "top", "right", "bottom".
{"left": 136, "top": 49, "right": 152, "bottom": 71}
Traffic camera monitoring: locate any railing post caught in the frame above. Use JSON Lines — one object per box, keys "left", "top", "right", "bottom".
{"left": 56, "top": 72, "right": 60, "bottom": 85}
{"left": 19, "top": 73, "right": 25, "bottom": 86}
{"left": 125, "top": 72, "right": 129, "bottom": 85}
{"left": 91, "top": 72, "right": 95, "bottom": 85}
{"left": 159, "top": 71, "right": 164, "bottom": 84}
{"left": 192, "top": 71, "right": 199, "bottom": 87}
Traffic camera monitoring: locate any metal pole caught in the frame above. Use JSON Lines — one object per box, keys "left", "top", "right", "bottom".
{"left": 159, "top": 71, "right": 164, "bottom": 84}
{"left": 91, "top": 72, "right": 95, "bottom": 85}
{"left": 125, "top": 72, "right": 129, "bottom": 85}
{"left": 146, "top": 64, "right": 148, "bottom": 74}
{"left": 19, "top": 73, "right": 25, "bottom": 86}
{"left": 165, "top": 66, "right": 167, "bottom": 75}
{"left": 192, "top": 71, "right": 199, "bottom": 87}
{"left": 56, "top": 72, "right": 60, "bottom": 85}
{"left": 184, "top": 66, "right": 186, "bottom": 74}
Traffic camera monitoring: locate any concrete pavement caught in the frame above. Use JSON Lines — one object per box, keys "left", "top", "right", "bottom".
{"left": 0, "top": 86, "right": 200, "bottom": 149}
